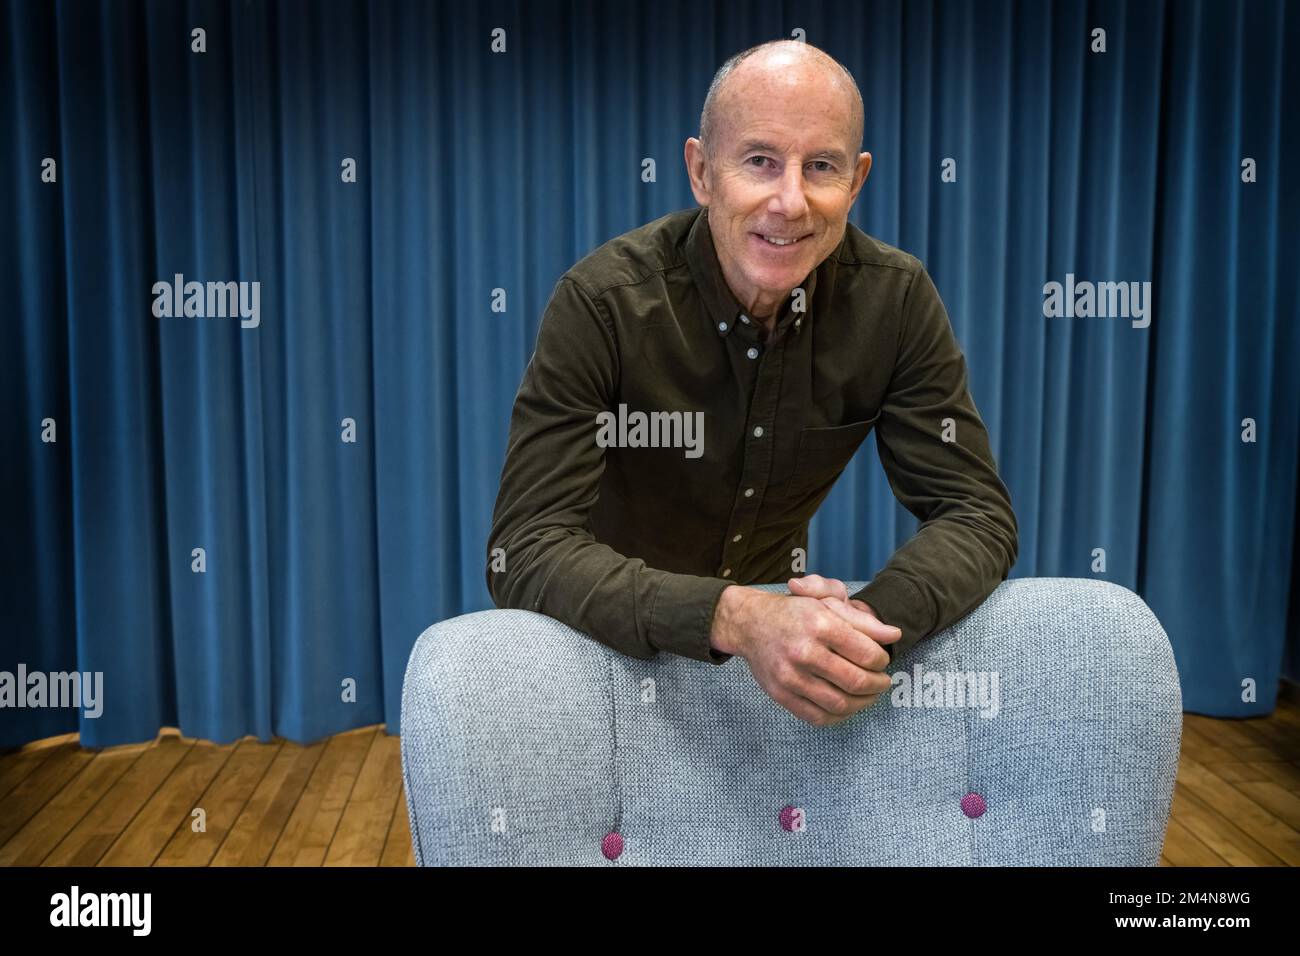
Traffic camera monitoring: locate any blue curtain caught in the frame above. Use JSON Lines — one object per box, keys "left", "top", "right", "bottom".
{"left": 3, "top": 0, "right": 1297, "bottom": 748}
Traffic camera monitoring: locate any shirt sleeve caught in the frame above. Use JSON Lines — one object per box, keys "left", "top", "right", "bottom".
{"left": 486, "top": 276, "right": 734, "bottom": 665}
{"left": 849, "top": 263, "right": 1019, "bottom": 662}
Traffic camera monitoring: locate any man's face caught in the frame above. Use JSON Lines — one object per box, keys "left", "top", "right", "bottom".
{"left": 686, "top": 55, "right": 872, "bottom": 320}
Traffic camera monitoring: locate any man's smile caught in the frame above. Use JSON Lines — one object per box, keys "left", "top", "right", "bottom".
{"left": 750, "top": 230, "right": 813, "bottom": 251}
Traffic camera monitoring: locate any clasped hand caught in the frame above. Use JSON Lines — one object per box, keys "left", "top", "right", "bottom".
{"left": 712, "top": 574, "right": 901, "bottom": 727}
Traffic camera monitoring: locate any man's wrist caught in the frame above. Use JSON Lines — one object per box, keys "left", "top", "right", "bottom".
{"left": 709, "top": 584, "right": 750, "bottom": 657}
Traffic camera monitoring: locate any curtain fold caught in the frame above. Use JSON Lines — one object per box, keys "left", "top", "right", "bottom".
{"left": 3, "top": 0, "right": 1296, "bottom": 747}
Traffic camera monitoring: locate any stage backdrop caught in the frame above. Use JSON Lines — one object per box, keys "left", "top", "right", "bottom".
{"left": 4, "top": 0, "right": 1298, "bottom": 747}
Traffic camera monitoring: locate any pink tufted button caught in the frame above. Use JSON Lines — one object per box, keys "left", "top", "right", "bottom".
{"left": 961, "top": 793, "right": 986, "bottom": 818}
{"left": 601, "top": 831, "right": 624, "bottom": 860}
{"left": 779, "top": 805, "right": 799, "bottom": 832}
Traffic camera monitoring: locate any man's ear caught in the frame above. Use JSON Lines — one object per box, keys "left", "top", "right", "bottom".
{"left": 684, "top": 137, "right": 711, "bottom": 206}
{"left": 848, "top": 151, "right": 873, "bottom": 204}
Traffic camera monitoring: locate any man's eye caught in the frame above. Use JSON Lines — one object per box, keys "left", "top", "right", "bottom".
{"left": 748, "top": 156, "right": 772, "bottom": 168}
{"left": 809, "top": 161, "right": 833, "bottom": 173}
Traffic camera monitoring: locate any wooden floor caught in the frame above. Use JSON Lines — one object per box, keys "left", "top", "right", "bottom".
{"left": 0, "top": 703, "right": 1297, "bottom": 866}
{"left": 0, "top": 725, "right": 413, "bottom": 866}
{"left": 1159, "top": 698, "right": 1300, "bottom": 866}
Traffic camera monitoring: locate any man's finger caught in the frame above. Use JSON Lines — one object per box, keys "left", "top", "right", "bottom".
{"left": 807, "top": 643, "right": 893, "bottom": 697}
{"left": 821, "top": 596, "right": 902, "bottom": 644}
{"left": 793, "top": 671, "right": 877, "bottom": 721}
{"left": 814, "top": 611, "right": 892, "bottom": 671}
{"left": 787, "top": 574, "right": 848, "bottom": 601}
{"left": 771, "top": 686, "right": 837, "bottom": 726}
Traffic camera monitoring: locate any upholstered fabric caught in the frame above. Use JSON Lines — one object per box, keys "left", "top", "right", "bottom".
{"left": 400, "top": 577, "right": 1181, "bottom": 866}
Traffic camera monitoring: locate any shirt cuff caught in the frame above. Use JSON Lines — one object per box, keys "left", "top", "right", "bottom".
{"left": 849, "top": 572, "right": 933, "bottom": 663}
{"left": 648, "top": 573, "right": 734, "bottom": 665}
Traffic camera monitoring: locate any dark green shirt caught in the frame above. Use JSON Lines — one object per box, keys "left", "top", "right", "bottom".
{"left": 487, "top": 206, "right": 1018, "bottom": 666}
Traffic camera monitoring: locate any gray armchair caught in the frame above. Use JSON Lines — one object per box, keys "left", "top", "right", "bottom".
{"left": 400, "top": 577, "right": 1181, "bottom": 865}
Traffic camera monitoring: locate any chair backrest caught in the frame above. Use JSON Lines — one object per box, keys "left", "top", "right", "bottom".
{"left": 400, "top": 577, "right": 1181, "bottom": 865}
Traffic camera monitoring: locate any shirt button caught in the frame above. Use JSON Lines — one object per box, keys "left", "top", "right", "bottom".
{"left": 718, "top": 321, "right": 728, "bottom": 332}
{"left": 744, "top": 488, "right": 754, "bottom": 497}
{"left": 752, "top": 426, "right": 764, "bottom": 438}
{"left": 795, "top": 317, "right": 803, "bottom": 327}
{"left": 740, "top": 314, "right": 750, "bottom": 324}
{"left": 732, "top": 534, "right": 743, "bottom": 542}
{"left": 746, "top": 347, "right": 759, "bottom": 360}
{"left": 722, "top": 568, "right": 732, "bottom": 577}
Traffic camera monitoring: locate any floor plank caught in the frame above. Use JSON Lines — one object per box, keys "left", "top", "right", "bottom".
{"left": 266, "top": 726, "right": 378, "bottom": 867}
{"left": 0, "top": 746, "right": 144, "bottom": 865}
{"left": 210, "top": 739, "right": 327, "bottom": 866}
{"left": 1269, "top": 698, "right": 1300, "bottom": 728}
{"left": 1184, "top": 715, "right": 1266, "bottom": 754}
{"left": 1180, "top": 722, "right": 1277, "bottom": 763}
{"left": 1161, "top": 817, "right": 1225, "bottom": 866}
{"left": 42, "top": 736, "right": 192, "bottom": 866}
{"left": 1171, "top": 759, "right": 1300, "bottom": 866}
{"left": 155, "top": 738, "right": 282, "bottom": 866}
{"left": 98, "top": 739, "right": 237, "bottom": 866}
{"left": 381, "top": 786, "right": 416, "bottom": 867}
{"left": 1231, "top": 780, "right": 1300, "bottom": 833}
{"left": 1170, "top": 781, "right": 1285, "bottom": 866}
{"left": 0, "top": 744, "right": 61, "bottom": 802}
{"left": 324, "top": 732, "right": 402, "bottom": 866}
{"left": 1251, "top": 760, "right": 1300, "bottom": 793}
{"left": 1206, "top": 714, "right": 1299, "bottom": 759}
{"left": 0, "top": 744, "right": 99, "bottom": 847}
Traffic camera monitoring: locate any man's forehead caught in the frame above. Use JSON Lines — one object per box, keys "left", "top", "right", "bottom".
{"left": 726, "top": 58, "right": 850, "bottom": 104}
{"left": 719, "top": 89, "right": 857, "bottom": 153}
{"left": 702, "top": 44, "right": 864, "bottom": 157}
{"left": 720, "top": 70, "right": 855, "bottom": 126}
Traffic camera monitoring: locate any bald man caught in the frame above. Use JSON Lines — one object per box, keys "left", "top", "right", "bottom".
{"left": 488, "top": 40, "right": 1018, "bottom": 727}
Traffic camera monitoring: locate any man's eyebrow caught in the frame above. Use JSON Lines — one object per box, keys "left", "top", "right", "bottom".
{"left": 736, "top": 140, "right": 850, "bottom": 165}
{"left": 808, "top": 148, "right": 850, "bottom": 165}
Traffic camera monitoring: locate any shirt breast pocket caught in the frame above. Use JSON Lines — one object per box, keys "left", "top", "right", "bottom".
{"left": 783, "top": 412, "right": 881, "bottom": 500}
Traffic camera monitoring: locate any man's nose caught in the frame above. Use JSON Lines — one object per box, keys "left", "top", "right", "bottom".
{"left": 769, "top": 162, "right": 810, "bottom": 220}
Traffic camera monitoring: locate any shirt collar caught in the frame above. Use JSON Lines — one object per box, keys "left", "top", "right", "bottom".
{"left": 685, "top": 206, "right": 839, "bottom": 340}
